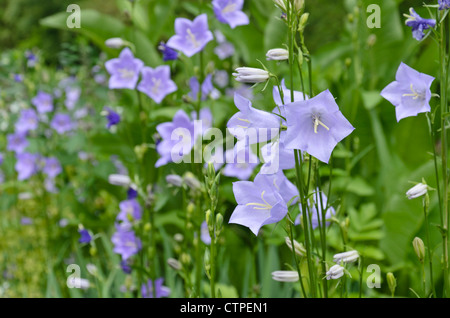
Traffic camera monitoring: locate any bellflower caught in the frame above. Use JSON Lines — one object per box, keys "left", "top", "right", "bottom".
{"left": 103, "top": 106, "right": 121, "bottom": 128}
{"left": 233, "top": 67, "right": 270, "bottom": 83}
{"left": 227, "top": 93, "right": 280, "bottom": 144}
{"left": 223, "top": 141, "right": 259, "bottom": 180}
{"left": 212, "top": 0, "right": 249, "bottom": 29}
{"left": 105, "top": 47, "right": 144, "bottom": 89}
{"left": 141, "top": 278, "right": 171, "bottom": 298}
{"left": 15, "top": 152, "right": 38, "bottom": 181}
{"left": 137, "top": 65, "right": 177, "bottom": 104}
{"left": 440, "top": 0, "right": 450, "bottom": 10}
{"left": 158, "top": 42, "right": 178, "bottom": 61}
{"left": 117, "top": 199, "right": 142, "bottom": 223}
{"left": 31, "top": 91, "right": 53, "bottom": 113}
{"left": 188, "top": 74, "right": 214, "bottom": 101}
{"left": 65, "top": 86, "right": 81, "bottom": 110}
{"left": 43, "top": 157, "right": 62, "bottom": 179}
{"left": 167, "top": 14, "right": 213, "bottom": 57}
{"left": 273, "top": 79, "right": 307, "bottom": 108}
{"left": 404, "top": 8, "right": 436, "bottom": 41}
{"left": 266, "top": 48, "right": 289, "bottom": 61}
{"left": 284, "top": 89, "right": 354, "bottom": 164}
{"left": 380, "top": 62, "right": 434, "bottom": 122}
{"left": 326, "top": 264, "right": 345, "bottom": 280}
{"left": 111, "top": 223, "right": 142, "bottom": 260}
{"left": 406, "top": 182, "right": 428, "bottom": 199}
{"left": 295, "top": 189, "right": 335, "bottom": 229}
{"left": 78, "top": 229, "right": 92, "bottom": 244}
{"left": 7, "top": 132, "right": 28, "bottom": 154}
{"left": 50, "top": 113, "right": 74, "bottom": 134}
{"left": 229, "top": 170, "right": 298, "bottom": 235}
{"left": 260, "top": 131, "right": 296, "bottom": 173}
{"left": 155, "top": 110, "right": 196, "bottom": 167}
{"left": 15, "top": 109, "right": 38, "bottom": 133}
{"left": 214, "top": 41, "right": 235, "bottom": 60}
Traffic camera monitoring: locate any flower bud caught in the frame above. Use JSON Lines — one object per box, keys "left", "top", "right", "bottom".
{"left": 266, "top": 48, "right": 289, "bottom": 61}
{"left": 183, "top": 172, "right": 202, "bottom": 192}
{"left": 273, "top": 0, "right": 287, "bottom": 12}
{"left": 387, "top": 272, "right": 396, "bottom": 296}
{"left": 167, "top": 258, "right": 182, "bottom": 271}
{"left": 406, "top": 183, "right": 428, "bottom": 199}
{"left": 215, "top": 213, "right": 224, "bottom": 237}
{"left": 166, "top": 174, "right": 183, "bottom": 187}
{"left": 326, "top": 264, "right": 345, "bottom": 280}
{"left": 233, "top": 67, "right": 270, "bottom": 83}
{"left": 105, "top": 37, "right": 126, "bottom": 49}
{"left": 271, "top": 270, "right": 299, "bottom": 282}
{"left": 108, "top": 174, "right": 131, "bottom": 187}
{"left": 333, "top": 250, "right": 359, "bottom": 264}
{"left": 412, "top": 237, "right": 425, "bottom": 262}
{"left": 298, "top": 12, "right": 309, "bottom": 32}
{"left": 285, "top": 237, "right": 306, "bottom": 257}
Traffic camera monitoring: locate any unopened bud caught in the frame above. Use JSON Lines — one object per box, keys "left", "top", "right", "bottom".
{"left": 285, "top": 237, "right": 306, "bottom": 257}
{"left": 298, "top": 12, "right": 309, "bottom": 32}
{"left": 233, "top": 67, "right": 270, "bottom": 84}
{"left": 326, "top": 264, "right": 345, "bottom": 280}
{"left": 215, "top": 213, "right": 224, "bottom": 237}
{"left": 108, "top": 174, "right": 131, "bottom": 187}
{"left": 412, "top": 237, "right": 425, "bottom": 262}
{"left": 333, "top": 250, "right": 359, "bottom": 264}
{"left": 183, "top": 172, "right": 202, "bottom": 192}
{"left": 271, "top": 270, "right": 299, "bottom": 282}
{"left": 105, "top": 37, "right": 126, "bottom": 49}
{"left": 166, "top": 174, "right": 183, "bottom": 187}
{"left": 387, "top": 272, "right": 396, "bottom": 296}
{"left": 406, "top": 183, "right": 428, "bottom": 199}
{"left": 266, "top": 48, "right": 289, "bottom": 61}
{"left": 167, "top": 258, "right": 182, "bottom": 271}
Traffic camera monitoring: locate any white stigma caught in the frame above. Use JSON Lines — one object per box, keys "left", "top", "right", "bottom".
{"left": 245, "top": 190, "right": 273, "bottom": 210}
{"left": 312, "top": 114, "right": 330, "bottom": 134}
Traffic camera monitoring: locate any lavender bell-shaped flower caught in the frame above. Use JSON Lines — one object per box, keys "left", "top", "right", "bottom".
{"left": 117, "top": 198, "right": 142, "bottom": 223}
{"left": 229, "top": 170, "right": 298, "bottom": 235}
{"left": 105, "top": 47, "right": 144, "bottom": 89}
{"left": 158, "top": 42, "right": 178, "bottom": 61}
{"left": 212, "top": 0, "right": 249, "bottom": 29}
{"left": 137, "top": 65, "right": 177, "bottom": 104}
{"left": 166, "top": 14, "right": 213, "bottom": 58}
{"left": 42, "top": 157, "right": 62, "bottom": 179}
{"left": 227, "top": 93, "right": 280, "bottom": 144}
{"left": 155, "top": 110, "right": 196, "bottom": 168}
{"left": 15, "top": 109, "right": 38, "bottom": 133}
{"left": 31, "top": 91, "right": 53, "bottom": 113}
{"left": 103, "top": 107, "right": 121, "bottom": 129}
{"left": 111, "top": 223, "right": 142, "bottom": 260}
{"left": 404, "top": 8, "right": 436, "bottom": 41}
{"left": 15, "top": 152, "right": 38, "bottom": 181}
{"left": 439, "top": 0, "right": 450, "bottom": 10}
{"left": 223, "top": 140, "right": 259, "bottom": 180}
{"left": 284, "top": 89, "right": 354, "bottom": 164}
{"left": 7, "top": 132, "right": 29, "bottom": 154}
{"left": 50, "top": 113, "right": 74, "bottom": 134}
{"left": 294, "top": 189, "right": 335, "bottom": 229}
{"left": 380, "top": 62, "right": 434, "bottom": 122}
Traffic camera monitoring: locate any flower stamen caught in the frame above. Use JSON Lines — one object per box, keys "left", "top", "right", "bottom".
{"left": 312, "top": 115, "right": 330, "bottom": 134}
{"left": 186, "top": 28, "right": 199, "bottom": 48}
{"left": 246, "top": 190, "right": 273, "bottom": 210}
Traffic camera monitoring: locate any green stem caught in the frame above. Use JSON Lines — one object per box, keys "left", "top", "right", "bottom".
{"left": 423, "top": 195, "right": 436, "bottom": 297}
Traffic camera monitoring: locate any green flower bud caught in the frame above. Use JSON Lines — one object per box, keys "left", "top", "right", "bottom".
{"left": 412, "top": 237, "right": 425, "bottom": 263}
{"left": 387, "top": 272, "right": 396, "bottom": 297}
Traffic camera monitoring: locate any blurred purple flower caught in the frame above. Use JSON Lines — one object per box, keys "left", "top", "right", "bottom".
{"left": 44, "top": 178, "right": 59, "bottom": 193}
{"left": 273, "top": 79, "right": 307, "bottom": 108}
{"left": 141, "top": 278, "right": 171, "bottom": 298}
{"left": 158, "top": 42, "right": 178, "bottom": 61}
{"left": 103, "top": 107, "right": 121, "bottom": 128}
{"left": 227, "top": 93, "right": 280, "bottom": 144}
{"left": 223, "top": 140, "right": 259, "bottom": 180}
{"left": 79, "top": 229, "right": 92, "bottom": 244}
{"left": 117, "top": 199, "right": 142, "bottom": 223}
{"left": 31, "top": 91, "right": 53, "bottom": 113}
{"left": 155, "top": 110, "right": 196, "bottom": 167}
{"left": 284, "top": 89, "right": 354, "bottom": 164}
{"left": 167, "top": 14, "right": 213, "bottom": 57}
{"left": 111, "top": 223, "right": 142, "bottom": 260}
{"left": 212, "top": 0, "right": 249, "bottom": 29}
{"left": 295, "top": 189, "right": 335, "bottom": 229}
{"left": 440, "top": 0, "right": 450, "bottom": 10}
{"left": 201, "top": 221, "right": 211, "bottom": 245}
{"left": 14, "top": 74, "right": 23, "bottom": 83}
{"left": 120, "top": 260, "right": 132, "bottom": 274}
{"left": 65, "top": 86, "right": 81, "bottom": 110}
{"left": 15, "top": 109, "right": 38, "bottom": 133}
{"left": 191, "top": 107, "right": 213, "bottom": 132}
{"left": 50, "top": 113, "right": 74, "bottom": 134}
{"left": 20, "top": 217, "right": 33, "bottom": 225}
{"left": 381, "top": 62, "right": 434, "bottom": 122}
{"left": 404, "top": 8, "right": 436, "bottom": 41}
{"left": 105, "top": 47, "right": 144, "bottom": 89}
{"left": 188, "top": 74, "right": 214, "bottom": 101}
{"left": 214, "top": 70, "right": 229, "bottom": 88}
{"left": 7, "top": 132, "right": 29, "bottom": 154}
{"left": 15, "top": 152, "right": 38, "bottom": 181}
{"left": 43, "top": 157, "right": 62, "bottom": 179}
{"left": 229, "top": 170, "right": 297, "bottom": 235}
{"left": 214, "top": 41, "right": 235, "bottom": 60}
{"left": 137, "top": 65, "right": 177, "bottom": 104}
{"left": 127, "top": 187, "right": 138, "bottom": 200}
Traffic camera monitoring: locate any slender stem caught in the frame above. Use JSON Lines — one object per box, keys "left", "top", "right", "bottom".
{"left": 288, "top": 221, "right": 307, "bottom": 298}
{"left": 439, "top": 11, "right": 450, "bottom": 297}
{"left": 423, "top": 195, "right": 436, "bottom": 297}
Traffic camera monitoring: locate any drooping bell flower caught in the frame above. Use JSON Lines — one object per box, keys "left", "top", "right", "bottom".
{"left": 284, "top": 89, "right": 354, "bottom": 164}
{"left": 105, "top": 47, "right": 144, "bottom": 89}
{"left": 166, "top": 14, "right": 213, "bottom": 57}
{"left": 212, "top": 0, "right": 249, "bottom": 29}
{"left": 404, "top": 8, "right": 436, "bottom": 41}
{"left": 117, "top": 199, "right": 142, "bottom": 223}
{"left": 158, "top": 41, "right": 178, "bottom": 61}
{"left": 137, "top": 65, "right": 177, "bottom": 104}
{"left": 103, "top": 107, "right": 121, "bottom": 129}
{"left": 380, "top": 62, "right": 434, "bottom": 122}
